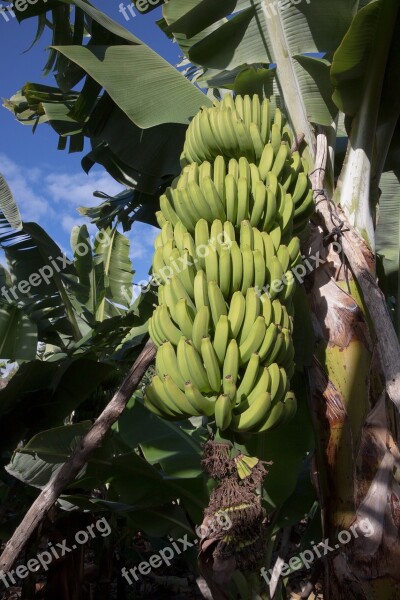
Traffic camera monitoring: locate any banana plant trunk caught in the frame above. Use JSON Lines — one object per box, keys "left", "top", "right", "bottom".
{"left": 307, "top": 225, "right": 400, "bottom": 599}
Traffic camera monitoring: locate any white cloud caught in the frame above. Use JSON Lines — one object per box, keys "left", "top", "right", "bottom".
{"left": 44, "top": 171, "right": 124, "bottom": 207}
{"left": 0, "top": 153, "right": 53, "bottom": 222}
{"left": 0, "top": 154, "right": 160, "bottom": 279}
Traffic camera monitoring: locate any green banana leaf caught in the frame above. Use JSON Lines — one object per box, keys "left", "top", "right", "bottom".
{"left": 0, "top": 305, "right": 37, "bottom": 361}
{"left": 0, "top": 173, "right": 22, "bottom": 231}
{"left": 115, "top": 394, "right": 206, "bottom": 478}
{"left": 6, "top": 420, "right": 207, "bottom": 523}
{"left": 331, "top": 0, "right": 400, "bottom": 248}
{"left": 69, "top": 224, "right": 134, "bottom": 322}
{"left": 164, "top": 0, "right": 358, "bottom": 149}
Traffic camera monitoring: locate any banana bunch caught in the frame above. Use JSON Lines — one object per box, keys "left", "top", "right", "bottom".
{"left": 145, "top": 94, "right": 313, "bottom": 434}
{"left": 179, "top": 94, "right": 313, "bottom": 234}
{"left": 151, "top": 218, "right": 300, "bottom": 302}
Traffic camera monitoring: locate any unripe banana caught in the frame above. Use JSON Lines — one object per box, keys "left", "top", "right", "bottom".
{"left": 213, "top": 155, "right": 226, "bottom": 205}
{"left": 239, "top": 315, "right": 266, "bottom": 364}
{"left": 237, "top": 177, "right": 250, "bottom": 226}
{"left": 277, "top": 245, "right": 290, "bottom": 273}
{"left": 223, "top": 221, "right": 236, "bottom": 247}
{"left": 253, "top": 249, "right": 267, "bottom": 290}
{"left": 171, "top": 274, "right": 196, "bottom": 311}
{"left": 261, "top": 98, "right": 271, "bottom": 143}
{"left": 259, "top": 143, "right": 274, "bottom": 180}
{"left": 199, "top": 159, "right": 213, "bottom": 181}
{"left": 173, "top": 220, "right": 187, "bottom": 252}
{"left": 145, "top": 378, "right": 181, "bottom": 419}
{"left": 239, "top": 287, "right": 261, "bottom": 345}
{"left": 192, "top": 305, "right": 211, "bottom": 352}
{"left": 193, "top": 269, "right": 209, "bottom": 309}
{"left": 208, "top": 280, "right": 227, "bottom": 327}
{"left": 261, "top": 187, "right": 277, "bottom": 232}
{"left": 218, "top": 244, "right": 232, "bottom": 298}
{"left": 240, "top": 220, "right": 254, "bottom": 250}
{"left": 201, "top": 176, "right": 226, "bottom": 221}
{"left": 183, "top": 338, "right": 212, "bottom": 393}
{"left": 248, "top": 366, "right": 271, "bottom": 403}
{"left": 188, "top": 182, "right": 214, "bottom": 223}
{"left": 243, "top": 94, "right": 252, "bottom": 129}
{"left": 164, "top": 374, "right": 201, "bottom": 416}
{"left": 269, "top": 224, "right": 282, "bottom": 252}
{"left": 185, "top": 382, "right": 216, "bottom": 417}
{"left": 287, "top": 237, "right": 301, "bottom": 264}
{"left": 260, "top": 290, "right": 272, "bottom": 322}
{"left": 156, "top": 341, "right": 186, "bottom": 390}
{"left": 271, "top": 123, "right": 282, "bottom": 155}
{"left": 236, "top": 352, "right": 261, "bottom": 405}
{"left": 250, "top": 180, "right": 267, "bottom": 227}
{"left": 214, "top": 393, "right": 233, "bottom": 430}
{"left": 271, "top": 142, "right": 290, "bottom": 178}
{"left": 154, "top": 304, "right": 181, "bottom": 346}
{"left": 148, "top": 316, "right": 163, "bottom": 347}
{"left": 205, "top": 242, "right": 219, "bottom": 284}
{"left": 231, "top": 391, "right": 272, "bottom": 432}
{"left": 254, "top": 399, "right": 286, "bottom": 432}
{"left": 182, "top": 231, "right": 197, "bottom": 260}
{"left": 230, "top": 241, "right": 243, "bottom": 292}
{"left": 241, "top": 247, "right": 255, "bottom": 293}
{"left": 228, "top": 291, "right": 246, "bottom": 338}
{"left": 153, "top": 374, "right": 187, "bottom": 417}
{"left": 179, "top": 251, "right": 197, "bottom": 296}
{"left": 175, "top": 298, "right": 194, "bottom": 339}
{"left": 258, "top": 322, "right": 278, "bottom": 363}
{"left": 213, "top": 314, "right": 230, "bottom": 367}
{"left": 223, "top": 374, "right": 237, "bottom": 406}
{"left": 252, "top": 227, "right": 265, "bottom": 258}
{"left": 225, "top": 173, "right": 238, "bottom": 224}
{"left": 292, "top": 172, "right": 309, "bottom": 205}
{"left": 249, "top": 122, "right": 264, "bottom": 160}
{"left": 274, "top": 107, "right": 283, "bottom": 131}
{"left": 211, "top": 219, "right": 224, "bottom": 255}
{"left": 228, "top": 158, "right": 239, "bottom": 181}
{"left": 201, "top": 336, "right": 222, "bottom": 392}
{"left": 160, "top": 193, "right": 180, "bottom": 226}
{"left": 223, "top": 339, "right": 240, "bottom": 382}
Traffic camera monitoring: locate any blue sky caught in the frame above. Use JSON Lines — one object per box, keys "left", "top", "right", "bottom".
{"left": 0, "top": 1, "right": 182, "bottom": 284}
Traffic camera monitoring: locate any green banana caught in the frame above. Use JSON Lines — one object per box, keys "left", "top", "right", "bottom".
{"left": 185, "top": 382, "right": 215, "bottom": 417}
{"left": 223, "top": 339, "right": 240, "bottom": 382}
{"left": 231, "top": 391, "right": 272, "bottom": 432}
{"left": 183, "top": 338, "right": 212, "bottom": 393}
{"left": 193, "top": 269, "right": 209, "bottom": 309}
{"left": 236, "top": 352, "right": 261, "bottom": 404}
{"left": 208, "top": 280, "right": 228, "bottom": 327}
{"left": 192, "top": 305, "right": 211, "bottom": 352}
{"left": 214, "top": 394, "right": 233, "bottom": 430}
{"left": 201, "top": 336, "right": 222, "bottom": 392}
{"left": 228, "top": 290, "right": 246, "bottom": 338}
{"left": 213, "top": 314, "right": 230, "bottom": 366}
{"left": 239, "top": 315, "right": 266, "bottom": 364}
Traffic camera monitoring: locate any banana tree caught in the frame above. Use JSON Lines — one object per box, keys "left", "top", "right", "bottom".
{"left": 158, "top": 1, "right": 400, "bottom": 597}
{"left": 3, "top": 0, "right": 400, "bottom": 597}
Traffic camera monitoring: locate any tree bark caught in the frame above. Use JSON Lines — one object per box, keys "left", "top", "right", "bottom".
{"left": 307, "top": 132, "right": 400, "bottom": 599}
